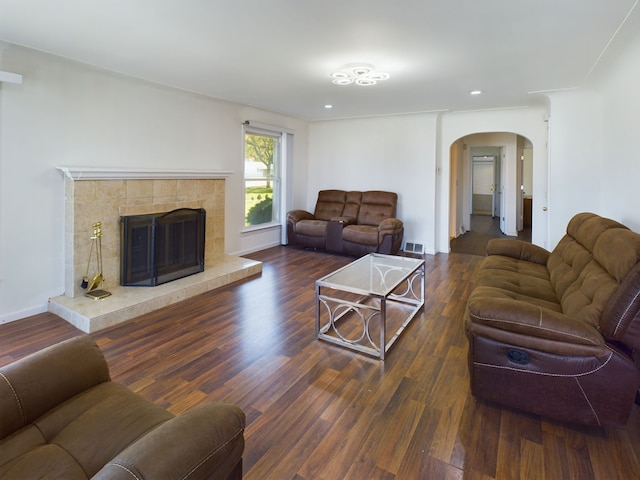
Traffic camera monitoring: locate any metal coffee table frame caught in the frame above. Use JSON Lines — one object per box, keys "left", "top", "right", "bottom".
{"left": 315, "top": 253, "right": 425, "bottom": 360}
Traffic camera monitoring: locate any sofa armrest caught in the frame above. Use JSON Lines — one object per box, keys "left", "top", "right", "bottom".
{"left": 92, "top": 403, "right": 245, "bottom": 480}
{"left": 378, "top": 217, "right": 403, "bottom": 234}
{"left": 486, "top": 238, "right": 550, "bottom": 265}
{"left": 466, "top": 295, "right": 606, "bottom": 356}
{"left": 0, "top": 336, "right": 110, "bottom": 440}
{"left": 287, "top": 210, "right": 314, "bottom": 224}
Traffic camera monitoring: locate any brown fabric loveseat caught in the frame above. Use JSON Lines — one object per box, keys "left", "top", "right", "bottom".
{"left": 464, "top": 212, "right": 640, "bottom": 427}
{"left": 0, "top": 336, "right": 245, "bottom": 479}
{"left": 287, "top": 190, "right": 404, "bottom": 256}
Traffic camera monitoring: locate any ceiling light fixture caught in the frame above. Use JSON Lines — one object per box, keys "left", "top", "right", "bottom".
{"left": 470, "top": 90, "right": 483, "bottom": 95}
{"left": 330, "top": 64, "right": 390, "bottom": 86}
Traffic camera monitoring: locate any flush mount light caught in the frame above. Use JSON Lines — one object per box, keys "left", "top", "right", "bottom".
{"left": 324, "top": 104, "right": 333, "bottom": 109}
{"left": 470, "top": 90, "right": 483, "bottom": 95}
{"left": 330, "top": 64, "right": 390, "bottom": 86}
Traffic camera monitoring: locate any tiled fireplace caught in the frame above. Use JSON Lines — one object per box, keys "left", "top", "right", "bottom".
{"left": 49, "top": 167, "right": 262, "bottom": 333}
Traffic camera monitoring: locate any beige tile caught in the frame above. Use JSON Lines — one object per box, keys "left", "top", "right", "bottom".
{"left": 153, "top": 179, "right": 178, "bottom": 200}
{"left": 96, "top": 180, "right": 126, "bottom": 201}
{"left": 126, "top": 179, "right": 153, "bottom": 200}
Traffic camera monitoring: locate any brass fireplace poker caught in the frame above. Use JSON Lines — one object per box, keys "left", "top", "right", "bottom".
{"left": 82, "top": 222, "right": 111, "bottom": 300}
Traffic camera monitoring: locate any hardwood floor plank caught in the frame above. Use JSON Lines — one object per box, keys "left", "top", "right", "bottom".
{"left": 2, "top": 247, "right": 639, "bottom": 479}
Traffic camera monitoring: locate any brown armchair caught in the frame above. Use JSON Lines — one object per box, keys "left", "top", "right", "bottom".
{"left": 0, "top": 336, "right": 245, "bottom": 479}
{"left": 464, "top": 212, "right": 640, "bottom": 427}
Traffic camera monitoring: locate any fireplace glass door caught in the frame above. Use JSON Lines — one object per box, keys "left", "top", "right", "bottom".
{"left": 120, "top": 208, "right": 206, "bottom": 286}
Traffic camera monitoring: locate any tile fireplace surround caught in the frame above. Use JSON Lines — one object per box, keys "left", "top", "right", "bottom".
{"left": 49, "top": 167, "right": 262, "bottom": 333}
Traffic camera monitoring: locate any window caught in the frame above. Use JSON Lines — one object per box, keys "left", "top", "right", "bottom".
{"left": 243, "top": 126, "right": 281, "bottom": 230}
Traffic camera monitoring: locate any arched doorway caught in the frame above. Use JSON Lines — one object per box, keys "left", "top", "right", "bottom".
{"left": 449, "top": 132, "right": 533, "bottom": 255}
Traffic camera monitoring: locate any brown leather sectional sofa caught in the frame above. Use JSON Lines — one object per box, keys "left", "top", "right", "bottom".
{"left": 0, "top": 336, "right": 245, "bottom": 479}
{"left": 287, "top": 190, "right": 404, "bottom": 256}
{"left": 465, "top": 212, "right": 640, "bottom": 427}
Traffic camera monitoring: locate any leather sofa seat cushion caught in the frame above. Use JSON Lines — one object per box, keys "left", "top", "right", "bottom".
{"left": 0, "top": 444, "right": 88, "bottom": 480}
{"left": 342, "top": 225, "right": 379, "bottom": 246}
{"left": 0, "top": 382, "right": 173, "bottom": 478}
{"left": 296, "top": 219, "right": 329, "bottom": 237}
{"left": 477, "top": 256, "right": 559, "bottom": 306}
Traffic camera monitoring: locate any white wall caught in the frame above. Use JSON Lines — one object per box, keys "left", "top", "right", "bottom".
{"left": 542, "top": 7, "right": 640, "bottom": 240}
{"left": 0, "top": 45, "right": 308, "bottom": 323}
{"left": 598, "top": 14, "right": 640, "bottom": 232}
{"left": 544, "top": 90, "right": 603, "bottom": 247}
{"left": 308, "top": 113, "right": 439, "bottom": 254}
{"left": 438, "top": 107, "right": 550, "bottom": 251}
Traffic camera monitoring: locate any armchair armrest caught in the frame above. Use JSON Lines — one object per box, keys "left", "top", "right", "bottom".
{"left": 466, "top": 295, "right": 606, "bottom": 356}
{"left": 486, "top": 238, "right": 550, "bottom": 265}
{"left": 92, "top": 403, "right": 245, "bottom": 480}
{"left": 287, "top": 209, "right": 314, "bottom": 224}
{"left": 378, "top": 217, "right": 403, "bottom": 234}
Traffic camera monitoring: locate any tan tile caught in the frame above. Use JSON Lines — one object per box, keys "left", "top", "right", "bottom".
{"left": 126, "top": 179, "right": 153, "bottom": 200}
{"left": 153, "top": 179, "right": 177, "bottom": 200}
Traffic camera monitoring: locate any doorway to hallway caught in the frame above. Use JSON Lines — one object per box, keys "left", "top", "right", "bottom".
{"left": 450, "top": 214, "right": 531, "bottom": 256}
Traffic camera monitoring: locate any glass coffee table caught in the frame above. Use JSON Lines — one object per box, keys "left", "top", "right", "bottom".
{"left": 315, "top": 253, "right": 425, "bottom": 360}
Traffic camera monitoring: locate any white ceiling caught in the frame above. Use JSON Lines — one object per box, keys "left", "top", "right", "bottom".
{"left": 0, "top": 0, "right": 637, "bottom": 121}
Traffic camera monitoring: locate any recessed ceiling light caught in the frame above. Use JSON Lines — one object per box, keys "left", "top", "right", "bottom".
{"left": 470, "top": 90, "right": 483, "bottom": 95}
{"left": 324, "top": 104, "right": 333, "bottom": 109}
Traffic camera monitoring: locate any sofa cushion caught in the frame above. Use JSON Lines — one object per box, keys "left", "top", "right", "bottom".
{"left": 343, "top": 191, "right": 362, "bottom": 218}
{"left": 35, "top": 382, "right": 172, "bottom": 477}
{"left": 296, "top": 219, "right": 329, "bottom": 237}
{"left": 0, "top": 336, "right": 111, "bottom": 440}
{"left": 313, "top": 190, "right": 346, "bottom": 221}
{"left": 476, "top": 255, "right": 559, "bottom": 307}
{"left": 548, "top": 213, "right": 640, "bottom": 329}
{"left": 357, "top": 191, "right": 397, "bottom": 226}
{"left": 342, "top": 225, "right": 379, "bottom": 246}
{"left": 0, "top": 444, "right": 88, "bottom": 480}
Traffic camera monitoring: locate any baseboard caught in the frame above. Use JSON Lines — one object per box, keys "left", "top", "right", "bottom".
{"left": 0, "top": 304, "right": 48, "bottom": 325}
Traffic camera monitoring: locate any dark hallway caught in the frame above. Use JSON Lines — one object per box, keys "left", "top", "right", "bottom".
{"left": 450, "top": 214, "right": 532, "bottom": 256}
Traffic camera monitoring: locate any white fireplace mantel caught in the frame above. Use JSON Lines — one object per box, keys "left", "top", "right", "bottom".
{"left": 56, "top": 166, "right": 234, "bottom": 181}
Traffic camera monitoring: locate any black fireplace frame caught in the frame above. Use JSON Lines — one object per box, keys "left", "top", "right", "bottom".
{"left": 120, "top": 208, "right": 206, "bottom": 287}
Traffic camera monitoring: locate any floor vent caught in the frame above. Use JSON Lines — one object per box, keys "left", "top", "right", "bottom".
{"left": 403, "top": 241, "right": 425, "bottom": 255}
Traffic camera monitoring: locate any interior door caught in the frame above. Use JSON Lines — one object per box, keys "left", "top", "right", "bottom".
{"left": 472, "top": 156, "right": 495, "bottom": 215}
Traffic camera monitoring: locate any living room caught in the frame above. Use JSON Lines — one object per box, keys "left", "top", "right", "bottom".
{"left": 1, "top": 1, "right": 640, "bottom": 478}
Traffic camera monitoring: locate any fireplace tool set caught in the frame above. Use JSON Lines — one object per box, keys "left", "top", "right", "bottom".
{"left": 81, "top": 222, "right": 111, "bottom": 300}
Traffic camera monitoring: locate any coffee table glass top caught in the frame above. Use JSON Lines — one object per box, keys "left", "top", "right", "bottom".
{"left": 317, "top": 253, "right": 424, "bottom": 296}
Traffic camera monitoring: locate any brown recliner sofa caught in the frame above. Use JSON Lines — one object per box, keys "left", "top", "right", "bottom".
{"left": 287, "top": 190, "right": 404, "bottom": 256}
{"left": 0, "top": 336, "right": 245, "bottom": 479}
{"left": 464, "top": 212, "right": 640, "bottom": 427}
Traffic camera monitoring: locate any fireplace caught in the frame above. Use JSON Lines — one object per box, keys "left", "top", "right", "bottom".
{"left": 120, "top": 208, "right": 206, "bottom": 286}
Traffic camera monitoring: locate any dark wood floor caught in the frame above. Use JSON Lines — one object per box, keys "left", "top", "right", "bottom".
{"left": 450, "top": 215, "right": 532, "bottom": 256}
{"left": 2, "top": 247, "right": 639, "bottom": 479}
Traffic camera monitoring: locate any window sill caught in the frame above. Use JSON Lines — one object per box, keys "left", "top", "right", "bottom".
{"left": 242, "top": 222, "right": 281, "bottom": 234}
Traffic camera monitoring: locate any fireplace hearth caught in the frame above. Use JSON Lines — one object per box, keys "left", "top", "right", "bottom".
{"left": 50, "top": 167, "right": 262, "bottom": 333}
{"left": 121, "top": 208, "right": 206, "bottom": 286}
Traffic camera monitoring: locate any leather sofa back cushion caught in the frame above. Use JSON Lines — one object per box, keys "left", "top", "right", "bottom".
{"left": 548, "top": 213, "right": 640, "bottom": 332}
{"left": 0, "top": 336, "right": 111, "bottom": 439}
{"left": 357, "top": 191, "right": 397, "bottom": 226}
{"left": 314, "top": 190, "right": 346, "bottom": 221}
{"left": 343, "top": 191, "right": 362, "bottom": 218}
